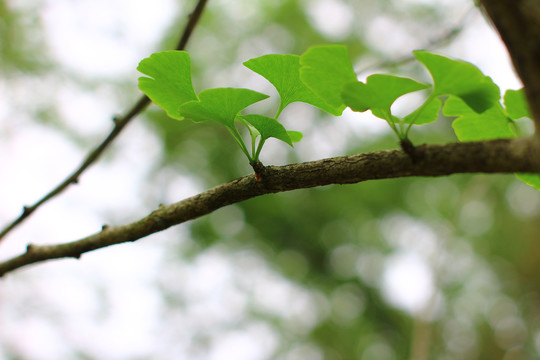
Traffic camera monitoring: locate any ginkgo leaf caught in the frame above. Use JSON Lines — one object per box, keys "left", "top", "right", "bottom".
{"left": 403, "top": 97, "right": 442, "bottom": 125}
{"left": 442, "top": 96, "right": 515, "bottom": 141}
{"left": 179, "top": 88, "right": 269, "bottom": 129}
{"left": 444, "top": 94, "right": 537, "bottom": 189}
{"left": 414, "top": 50, "right": 500, "bottom": 113}
{"left": 287, "top": 131, "right": 303, "bottom": 143}
{"left": 138, "top": 51, "right": 198, "bottom": 120}
{"left": 240, "top": 114, "right": 297, "bottom": 146}
{"left": 342, "top": 74, "right": 429, "bottom": 121}
{"left": 504, "top": 89, "right": 532, "bottom": 120}
{"left": 515, "top": 174, "right": 540, "bottom": 190}
{"left": 299, "top": 45, "right": 357, "bottom": 115}
{"left": 505, "top": 90, "right": 539, "bottom": 189}
{"left": 244, "top": 54, "right": 340, "bottom": 116}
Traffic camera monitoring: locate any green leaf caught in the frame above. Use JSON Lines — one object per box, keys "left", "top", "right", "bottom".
{"left": 299, "top": 45, "right": 357, "bottom": 115}
{"left": 504, "top": 89, "right": 531, "bottom": 120}
{"left": 515, "top": 174, "right": 540, "bottom": 190}
{"left": 444, "top": 92, "right": 535, "bottom": 189}
{"left": 240, "top": 114, "right": 297, "bottom": 146}
{"left": 243, "top": 54, "right": 340, "bottom": 116}
{"left": 414, "top": 51, "right": 500, "bottom": 113}
{"left": 342, "top": 74, "right": 429, "bottom": 120}
{"left": 403, "top": 97, "right": 442, "bottom": 125}
{"left": 179, "top": 88, "right": 269, "bottom": 128}
{"left": 287, "top": 131, "right": 303, "bottom": 143}
{"left": 442, "top": 96, "right": 515, "bottom": 141}
{"left": 137, "top": 51, "right": 198, "bottom": 120}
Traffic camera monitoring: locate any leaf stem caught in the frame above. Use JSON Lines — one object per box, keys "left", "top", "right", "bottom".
{"left": 274, "top": 106, "right": 283, "bottom": 120}
{"left": 251, "top": 132, "right": 257, "bottom": 158}
{"left": 227, "top": 127, "right": 253, "bottom": 162}
{"left": 404, "top": 94, "right": 435, "bottom": 138}
{"left": 254, "top": 139, "right": 266, "bottom": 161}
{"left": 382, "top": 110, "right": 405, "bottom": 140}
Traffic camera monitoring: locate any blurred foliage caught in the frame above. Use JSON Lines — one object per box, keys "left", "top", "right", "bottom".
{"left": 0, "top": 1, "right": 49, "bottom": 73}
{"left": 3, "top": 0, "right": 540, "bottom": 359}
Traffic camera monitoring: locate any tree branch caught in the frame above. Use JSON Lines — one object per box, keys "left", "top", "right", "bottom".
{"left": 480, "top": 0, "right": 540, "bottom": 132}
{"left": 0, "top": 0, "right": 209, "bottom": 244}
{"left": 1, "top": 137, "right": 539, "bottom": 277}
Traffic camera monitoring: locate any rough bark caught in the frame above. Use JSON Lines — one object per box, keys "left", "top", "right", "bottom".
{"left": 1, "top": 137, "right": 539, "bottom": 276}
{"left": 2, "top": 1, "right": 540, "bottom": 276}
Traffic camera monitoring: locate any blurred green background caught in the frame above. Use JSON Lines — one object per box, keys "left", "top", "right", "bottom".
{"left": 1, "top": 0, "right": 539, "bottom": 359}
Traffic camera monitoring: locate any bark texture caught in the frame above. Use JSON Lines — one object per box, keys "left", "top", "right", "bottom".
{"left": 2, "top": 2, "right": 540, "bottom": 276}
{"left": 1, "top": 137, "right": 539, "bottom": 276}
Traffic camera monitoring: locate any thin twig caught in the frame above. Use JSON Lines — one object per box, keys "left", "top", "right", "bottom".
{"left": 0, "top": 0, "right": 209, "bottom": 244}
{"left": 0, "top": 137, "right": 539, "bottom": 277}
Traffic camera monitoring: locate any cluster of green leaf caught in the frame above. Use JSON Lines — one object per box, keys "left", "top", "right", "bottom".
{"left": 137, "top": 50, "right": 303, "bottom": 167}
{"left": 138, "top": 45, "right": 538, "bottom": 186}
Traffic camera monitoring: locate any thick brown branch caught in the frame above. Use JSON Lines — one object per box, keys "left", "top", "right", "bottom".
{"left": 480, "top": 0, "right": 540, "bottom": 132}
{"left": 0, "top": 0, "right": 209, "bottom": 244}
{"left": 1, "top": 137, "right": 539, "bottom": 277}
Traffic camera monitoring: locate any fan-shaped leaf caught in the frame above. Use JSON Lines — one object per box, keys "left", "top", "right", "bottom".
{"left": 299, "top": 45, "right": 357, "bottom": 115}
{"left": 244, "top": 54, "right": 339, "bottom": 116}
{"left": 287, "top": 131, "right": 303, "bottom": 143}
{"left": 342, "top": 74, "right": 429, "bottom": 121}
{"left": 179, "top": 88, "right": 269, "bottom": 129}
{"left": 240, "top": 114, "right": 297, "bottom": 146}
{"left": 504, "top": 89, "right": 531, "bottom": 120}
{"left": 515, "top": 174, "right": 540, "bottom": 190}
{"left": 137, "top": 51, "right": 198, "bottom": 120}
{"left": 403, "top": 97, "right": 441, "bottom": 125}
{"left": 443, "top": 96, "right": 514, "bottom": 141}
{"left": 414, "top": 51, "right": 500, "bottom": 113}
